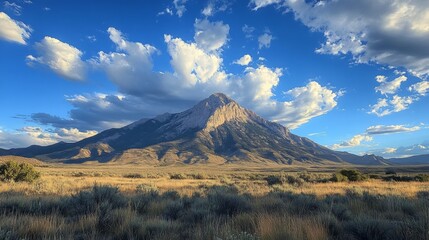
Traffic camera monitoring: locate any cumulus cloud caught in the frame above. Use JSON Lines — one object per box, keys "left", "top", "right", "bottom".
{"left": 375, "top": 75, "right": 407, "bottom": 95}
{"left": 251, "top": 0, "right": 429, "bottom": 78}
{"left": 258, "top": 33, "right": 272, "bottom": 49}
{"left": 365, "top": 125, "right": 420, "bottom": 135}
{"left": 0, "top": 126, "right": 97, "bottom": 149}
{"left": 194, "top": 19, "right": 229, "bottom": 52}
{"left": 233, "top": 54, "right": 252, "bottom": 66}
{"left": 26, "top": 36, "right": 86, "bottom": 80}
{"left": 332, "top": 134, "right": 373, "bottom": 149}
{"left": 93, "top": 27, "right": 159, "bottom": 96}
{"left": 32, "top": 22, "right": 340, "bottom": 135}
{"left": 369, "top": 95, "right": 416, "bottom": 117}
{"left": 409, "top": 81, "right": 429, "bottom": 96}
{"left": 0, "top": 12, "right": 31, "bottom": 44}
{"left": 264, "top": 81, "right": 340, "bottom": 129}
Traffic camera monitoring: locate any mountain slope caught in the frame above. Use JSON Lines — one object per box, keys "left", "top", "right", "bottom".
{"left": 0, "top": 93, "right": 387, "bottom": 165}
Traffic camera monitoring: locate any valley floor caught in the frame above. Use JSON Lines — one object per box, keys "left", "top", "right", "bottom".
{"left": 1, "top": 163, "right": 429, "bottom": 239}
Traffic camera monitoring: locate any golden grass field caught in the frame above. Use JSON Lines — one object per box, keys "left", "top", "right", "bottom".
{"left": 2, "top": 158, "right": 429, "bottom": 239}
{"left": 2, "top": 160, "right": 429, "bottom": 197}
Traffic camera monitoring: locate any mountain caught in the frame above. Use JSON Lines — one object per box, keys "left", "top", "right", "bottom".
{"left": 388, "top": 154, "right": 429, "bottom": 165}
{"left": 0, "top": 93, "right": 388, "bottom": 165}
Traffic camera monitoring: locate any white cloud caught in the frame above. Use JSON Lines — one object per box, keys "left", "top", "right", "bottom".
{"left": 383, "top": 147, "right": 397, "bottom": 154}
{"left": 409, "top": 81, "right": 429, "bottom": 96}
{"left": 94, "top": 27, "right": 158, "bottom": 95}
{"left": 252, "top": 0, "right": 429, "bottom": 78}
{"left": 165, "top": 34, "right": 226, "bottom": 89}
{"left": 194, "top": 19, "right": 229, "bottom": 52}
{"left": 87, "top": 35, "right": 96, "bottom": 42}
{"left": 173, "top": 0, "right": 187, "bottom": 17}
{"left": 202, "top": 3, "right": 214, "bottom": 16}
{"left": 202, "top": 0, "right": 229, "bottom": 17}
{"left": 0, "top": 12, "right": 31, "bottom": 44}
{"left": 255, "top": 81, "right": 340, "bottom": 129}
{"left": 233, "top": 54, "right": 252, "bottom": 66}
{"left": 26, "top": 36, "right": 86, "bottom": 80}
{"left": 0, "top": 126, "right": 97, "bottom": 149}
{"left": 32, "top": 24, "right": 340, "bottom": 135}
{"left": 258, "top": 33, "right": 272, "bottom": 49}
{"left": 368, "top": 143, "right": 429, "bottom": 158}
{"left": 332, "top": 134, "right": 373, "bottom": 149}
{"left": 366, "top": 125, "right": 420, "bottom": 135}
{"left": 4, "top": 1, "right": 22, "bottom": 15}
{"left": 157, "top": 8, "right": 173, "bottom": 16}
{"left": 375, "top": 75, "right": 407, "bottom": 95}
{"left": 242, "top": 24, "right": 255, "bottom": 38}
{"left": 249, "top": 0, "right": 281, "bottom": 10}
{"left": 369, "top": 95, "right": 416, "bottom": 117}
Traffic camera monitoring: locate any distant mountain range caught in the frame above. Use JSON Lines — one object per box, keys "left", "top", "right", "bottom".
{"left": 1, "top": 93, "right": 427, "bottom": 165}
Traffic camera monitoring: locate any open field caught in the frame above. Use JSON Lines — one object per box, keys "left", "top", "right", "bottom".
{"left": 1, "top": 162, "right": 429, "bottom": 239}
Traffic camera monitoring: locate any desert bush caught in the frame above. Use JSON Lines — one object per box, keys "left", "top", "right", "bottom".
{"left": 265, "top": 175, "right": 283, "bottom": 185}
{"left": 123, "top": 173, "right": 144, "bottom": 178}
{"left": 382, "top": 175, "right": 423, "bottom": 182}
{"left": 163, "top": 201, "right": 184, "bottom": 220}
{"left": 385, "top": 169, "right": 397, "bottom": 175}
{"left": 331, "top": 172, "right": 348, "bottom": 182}
{"left": 170, "top": 173, "right": 187, "bottom": 179}
{"left": 415, "top": 174, "right": 429, "bottom": 182}
{"left": 0, "top": 161, "right": 40, "bottom": 183}
{"left": 65, "top": 185, "right": 127, "bottom": 216}
{"left": 189, "top": 172, "right": 208, "bottom": 179}
{"left": 207, "top": 186, "right": 251, "bottom": 216}
{"left": 332, "top": 169, "right": 367, "bottom": 182}
{"left": 136, "top": 184, "right": 159, "bottom": 196}
{"left": 286, "top": 175, "right": 305, "bottom": 187}
{"left": 340, "top": 169, "right": 368, "bottom": 181}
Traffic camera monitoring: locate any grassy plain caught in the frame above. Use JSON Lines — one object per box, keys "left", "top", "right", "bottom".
{"left": 1, "top": 161, "right": 429, "bottom": 239}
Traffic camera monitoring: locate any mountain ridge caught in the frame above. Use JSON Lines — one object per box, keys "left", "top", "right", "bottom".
{"left": 1, "top": 93, "right": 390, "bottom": 165}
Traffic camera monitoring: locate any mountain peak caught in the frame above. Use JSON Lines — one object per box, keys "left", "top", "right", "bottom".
{"left": 204, "top": 93, "right": 235, "bottom": 108}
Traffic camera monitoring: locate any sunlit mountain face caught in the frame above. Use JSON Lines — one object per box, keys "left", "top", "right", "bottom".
{"left": 0, "top": 93, "right": 391, "bottom": 165}
{"left": 1, "top": 0, "right": 428, "bottom": 159}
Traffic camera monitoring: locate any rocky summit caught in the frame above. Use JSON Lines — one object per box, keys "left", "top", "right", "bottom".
{"left": 1, "top": 93, "right": 390, "bottom": 165}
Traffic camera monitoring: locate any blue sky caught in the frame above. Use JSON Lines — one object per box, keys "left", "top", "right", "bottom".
{"left": 0, "top": 0, "right": 428, "bottom": 158}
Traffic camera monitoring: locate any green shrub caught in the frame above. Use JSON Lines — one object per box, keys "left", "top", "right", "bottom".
{"left": 415, "top": 174, "right": 429, "bottom": 182}
{"left": 286, "top": 175, "right": 305, "bottom": 187}
{"left": 331, "top": 172, "right": 348, "bottom": 182}
{"left": 0, "top": 161, "right": 40, "bottom": 183}
{"left": 333, "top": 169, "right": 367, "bottom": 182}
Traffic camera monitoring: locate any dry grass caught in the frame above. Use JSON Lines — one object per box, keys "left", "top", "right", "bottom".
{"left": 1, "top": 164, "right": 428, "bottom": 198}
{"left": 1, "top": 163, "right": 429, "bottom": 239}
